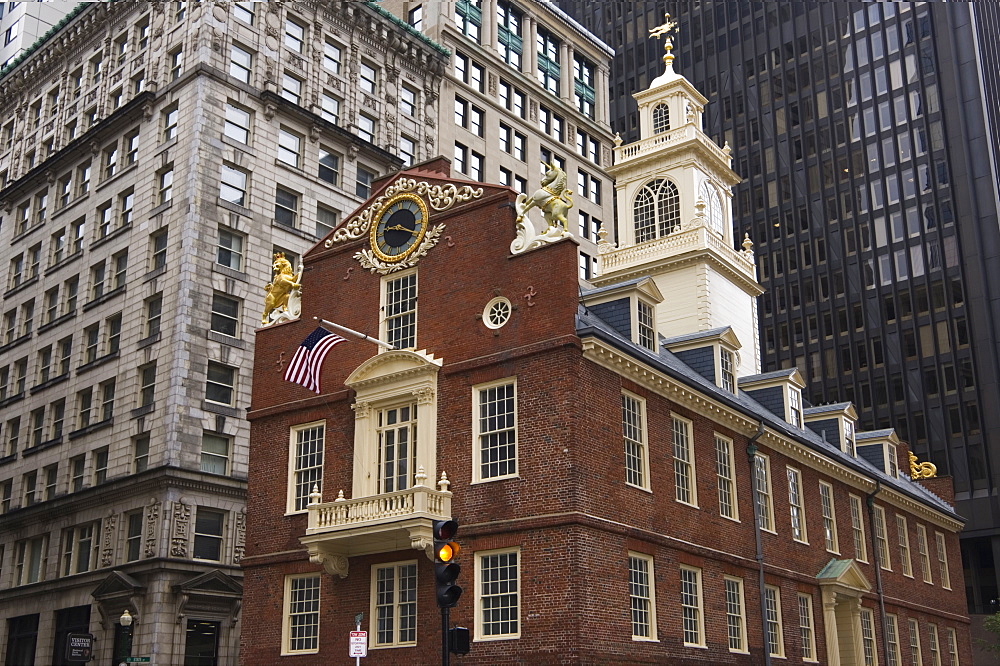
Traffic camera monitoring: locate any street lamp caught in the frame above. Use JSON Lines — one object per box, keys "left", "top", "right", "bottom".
{"left": 118, "top": 610, "right": 134, "bottom": 666}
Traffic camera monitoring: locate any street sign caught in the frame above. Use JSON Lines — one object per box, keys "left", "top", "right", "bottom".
{"left": 349, "top": 630, "right": 368, "bottom": 657}
{"left": 124, "top": 658, "right": 151, "bottom": 663}
{"left": 65, "top": 633, "right": 93, "bottom": 663}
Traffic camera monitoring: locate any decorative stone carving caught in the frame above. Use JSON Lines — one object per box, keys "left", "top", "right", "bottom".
{"left": 412, "top": 387, "right": 435, "bottom": 405}
{"left": 352, "top": 401, "right": 371, "bottom": 419}
{"left": 511, "top": 162, "right": 573, "bottom": 255}
{"left": 233, "top": 509, "right": 246, "bottom": 564}
{"left": 101, "top": 513, "right": 117, "bottom": 567}
{"left": 145, "top": 499, "right": 160, "bottom": 558}
{"left": 909, "top": 452, "right": 938, "bottom": 479}
{"left": 355, "top": 224, "right": 443, "bottom": 275}
{"left": 170, "top": 499, "right": 191, "bottom": 557}
{"left": 310, "top": 552, "right": 349, "bottom": 578}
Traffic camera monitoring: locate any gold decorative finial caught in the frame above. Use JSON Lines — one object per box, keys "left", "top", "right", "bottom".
{"left": 909, "top": 452, "right": 938, "bottom": 479}
{"left": 648, "top": 13, "right": 678, "bottom": 66}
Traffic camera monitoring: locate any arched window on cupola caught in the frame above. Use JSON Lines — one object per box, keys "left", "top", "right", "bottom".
{"left": 634, "top": 179, "right": 681, "bottom": 243}
{"left": 652, "top": 103, "right": 670, "bottom": 134}
{"left": 699, "top": 181, "right": 724, "bottom": 236}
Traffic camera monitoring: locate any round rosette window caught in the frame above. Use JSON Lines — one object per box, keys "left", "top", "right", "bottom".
{"left": 482, "top": 297, "right": 512, "bottom": 329}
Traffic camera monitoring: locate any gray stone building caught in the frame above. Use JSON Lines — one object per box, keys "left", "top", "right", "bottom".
{"left": 0, "top": 0, "right": 77, "bottom": 70}
{"left": 0, "top": 1, "right": 444, "bottom": 664}
{"left": 381, "top": 0, "right": 617, "bottom": 272}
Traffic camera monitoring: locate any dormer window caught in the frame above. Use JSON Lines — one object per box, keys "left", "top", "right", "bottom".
{"left": 719, "top": 349, "right": 735, "bottom": 393}
{"left": 888, "top": 447, "right": 898, "bottom": 478}
{"left": 844, "top": 420, "right": 856, "bottom": 456}
{"left": 636, "top": 300, "right": 655, "bottom": 351}
{"left": 634, "top": 179, "right": 680, "bottom": 243}
{"left": 788, "top": 388, "right": 803, "bottom": 427}
{"left": 652, "top": 103, "right": 670, "bottom": 133}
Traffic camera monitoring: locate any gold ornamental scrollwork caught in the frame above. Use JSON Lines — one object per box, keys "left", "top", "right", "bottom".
{"left": 909, "top": 452, "right": 938, "bottom": 479}
{"left": 325, "top": 179, "right": 484, "bottom": 248}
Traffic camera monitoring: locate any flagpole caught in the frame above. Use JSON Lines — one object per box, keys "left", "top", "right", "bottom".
{"left": 313, "top": 317, "right": 396, "bottom": 350}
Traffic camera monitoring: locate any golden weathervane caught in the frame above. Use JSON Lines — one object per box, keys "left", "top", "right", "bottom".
{"left": 648, "top": 13, "right": 679, "bottom": 66}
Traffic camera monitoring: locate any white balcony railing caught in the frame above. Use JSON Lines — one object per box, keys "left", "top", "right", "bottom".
{"left": 306, "top": 484, "right": 452, "bottom": 535}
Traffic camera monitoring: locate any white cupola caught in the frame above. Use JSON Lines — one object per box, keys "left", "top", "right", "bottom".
{"left": 594, "top": 15, "right": 763, "bottom": 377}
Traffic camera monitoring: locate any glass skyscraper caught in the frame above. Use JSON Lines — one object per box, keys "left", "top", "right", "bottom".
{"left": 558, "top": 1, "right": 1000, "bottom": 616}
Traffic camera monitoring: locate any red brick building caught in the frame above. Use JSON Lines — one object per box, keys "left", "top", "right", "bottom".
{"left": 242, "top": 46, "right": 970, "bottom": 666}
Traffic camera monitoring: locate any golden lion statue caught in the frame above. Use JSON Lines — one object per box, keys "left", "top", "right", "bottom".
{"left": 262, "top": 253, "right": 302, "bottom": 325}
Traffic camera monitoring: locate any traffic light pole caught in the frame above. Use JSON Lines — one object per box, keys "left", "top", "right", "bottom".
{"left": 441, "top": 606, "right": 450, "bottom": 666}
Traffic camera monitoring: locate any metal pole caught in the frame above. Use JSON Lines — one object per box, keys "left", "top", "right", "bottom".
{"left": 441, "top": 606, "right": 450, "bottom": 666}
{"left": 355, "top": 618, "right": 361, "bottom": 666}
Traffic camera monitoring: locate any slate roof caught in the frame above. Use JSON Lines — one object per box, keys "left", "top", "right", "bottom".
{"left": 575, "top": 302, "right": 961, "bottom": 521}
{"left": 803, "top": 402, "right": 853, "bottom": 414}
{"left": 856, "top": 430, "right": 897, "bottom": 441}
{"left": 660, "top": 326, "right": 734, "bottom": 346}
{"left": 738, "top": 368, "right": 799, "bottom": 384}
{"left": 580, "top": 277, "right": 650, "bottom": 299}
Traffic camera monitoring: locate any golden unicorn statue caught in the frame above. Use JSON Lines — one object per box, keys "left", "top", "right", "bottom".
{"left": 515, "top": 161, "right": 574, "bottom": 233}
{"left": 262, "top": 252, "right": 302, "bottom": 325}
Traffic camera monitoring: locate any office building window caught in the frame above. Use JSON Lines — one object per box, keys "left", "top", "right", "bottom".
{"left": 145, "top": 294, "right": 162, "bottom": 338}
{"left": 205, "top": 362, "right": 235, "bottom": 405}
{"left": 274, "top": 187, "right": 298, "bottom": 228}
{"left": 278, "top": 128, "right": 302, "bottom": 167}
{"left": 62, "top": 521, "right": 100, "bottom": 576}
{"left": 359, "top": 62, "right": 378, "bottom": 95}
{"left": 133, "top": 434, "right": 149, "bottom": 472}
{"left": 320, "top": 92, "right": 340, "bottom": 124}
{"left": 536, "top": 26, "right": 560, "bottom": 94}
{"left": 201, "top": 433, "right": 230, "bottom": 475}
{"left": 163, "top": 104, "right": 179, "bottom": 141}
{"left": 319, "top": 147, "right": 340, "bottom": 184}
{"left": 217, "top": 228, "right": 245, "bottom": 271}
{"left": 284, "top": 17, "right": 305, "bottom": 53}
{"left": 455, "top": 0, "right": 482, "bottom": 41}
{"left": 224, "top": 103, "right": 251, "bottom": 144}
{"left": 193, "top": 508, "right": 224, "bottom": 561}
{"left": 356, "top": 166, "right": 375, "bottom": 199}
{"left": 282, "top": 73, "right": 302, "bottom": 104}
{"left": 230, "top": 45, "right": 252, "bottom": 83}
{"left": 220, "top": 165, "right": 248, "bottom": 206}
{"left": 138, "top": 364, "right": 156, "bottom": 408}
{"left": 15, "top": 535, "right": 48, "bottom": 585}
{"left": 323, "top": 39, "right": 341, "bottom": 73}
{"left": 573, "top": 54, "right": 596, "bottom": 118}
{"left": 125, "top": 511, "right": 143, "bottom": 562}
{"left": 211, "top": 294, "right": 240, "bottom": 337}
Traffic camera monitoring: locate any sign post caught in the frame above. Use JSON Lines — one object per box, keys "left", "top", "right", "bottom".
{"left": 349, "top": 612, "right": 367, "bottom": 664}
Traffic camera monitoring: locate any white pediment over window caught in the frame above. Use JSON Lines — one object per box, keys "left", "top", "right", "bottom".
{"left": 346, "top": 349, "right": 442, "bottom": 396}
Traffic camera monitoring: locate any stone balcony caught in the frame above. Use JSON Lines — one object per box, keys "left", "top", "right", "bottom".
{"left": 299, "top": 469, "right": 452, "bottom": 578}
{"left": 612, "top": 124, "right": 732, "bottom": 167}
{"left": 599, "top": 225, "right": 756, "bottom": 280}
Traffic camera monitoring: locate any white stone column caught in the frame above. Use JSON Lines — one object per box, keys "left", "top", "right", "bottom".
{"left": 596, "top": 64, "right": 610, "bottom": 125}
{"left": 560, "top": 41, "right": 573, "bottom": 102}
{"left": 523, "top": 15, "right": 537, "bottom": 77}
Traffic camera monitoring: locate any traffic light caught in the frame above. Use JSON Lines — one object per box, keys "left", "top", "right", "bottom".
{"left": 433, "top": 520, "right": 462, "bottom": 608}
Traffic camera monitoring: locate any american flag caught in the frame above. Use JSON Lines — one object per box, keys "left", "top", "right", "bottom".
{"left": 284, "top": 327, "right": 346, "bottom": 393}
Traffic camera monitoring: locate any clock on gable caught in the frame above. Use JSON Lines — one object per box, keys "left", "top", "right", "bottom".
{"left": 370, "top": 193, "right": 429, "bottom": 264}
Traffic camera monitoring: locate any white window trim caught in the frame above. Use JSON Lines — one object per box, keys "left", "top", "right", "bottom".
{"left": 787, "top": 466, "right": 808, "bottom": 544}
{"left": 632, "top": 297, "right": 657, "bottom": 351}
{"left": 679, "top": 564, "right": 706, "bottom": 648}
{"left": 724, "top": 576, "right": 748, "bottom": 653}
{"left": 754, "top": 453, "right": 776, "bottom": 534}
{"left": 629, "top": 551, "right": 658, "bottom": 642}
{"left": 672, "top": 415, "right": 698, "bottom": 508}
{"left": 474, "top": 546, "right": 521, "bottom": 641}
{"left": 798, "top": 592, "right": 817, "bottom": 662}
{"left": 908, "top": 618, "right": 922, "bottom": 664}
{"left": 286, "top": 420, "right": 325, "bottom": 515}
{"left": 819, "top": 481, "right": 839, "bottom": 554}
{"left": 471, "top": 377, "right": 518, "bottom": 484}
{"left": 764, "top": 584, "right": 785, "bottom": 658}
{"left": 916, "top": 524, "right": 933, "bottom": 584}
{"left": 369, "top": 559, "right": 418, "bottom": 649}
{"left": 896, "top": 514, "right": 914, "bottom": 578}
{"left": 929, "top": 624, "right": 941, "bottom": 666}
{"left": 379, "top": 268, "right": 417, "bottom": 352}
{"left": 622, "top": 390, "right": 651, "bottom": 492}
{"left": 874, "top": 505, "right": 892, "bottom": 571}
{"left": 886, "top": 613, "right": 903, "bottom": 666}
{"left": 281, "top": 573, "right": 321, "bottom": 655}
{"left": 715, "top": 434, "right": 739, "bottom": 522}
{"left": 860, "top": 607, "right": 878, "bottom": 666}
{"left": 935, "top": 531, "right": 951, "bottom": 590}
{"left": 850, "top": 494, "right": 869, "bottom": 563}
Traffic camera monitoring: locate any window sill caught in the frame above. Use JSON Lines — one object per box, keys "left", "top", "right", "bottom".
{"left": 82, "top": 285, "right": 126, "bottom": 311}
{"left": 221, "top": 135, "right": 252, "bottom": 153}
{"left": 471, "top": 474, "right": 520, "bottom": 485}
{"left": 22, "top": 437, "right": 63, "bottom": 457}
{"left": 94, "top": 160, "right": 138, "bottom": 193}
{"left": 45, "top": 250, "right": 83, "bottom": 276}
{"left": 76, "top": 350, "right": 120, "bottom": 375}
{"left": 137, "top": 332, "right": 161, "bottom": 349}
{"left": 143, "top": 265, "right": 167, "bottom": 282}
{"left": 131, "top": 403, "right": 155, "bottom": 418}
{"left": 4, "top": 275, "right": 39, "bottom": 299}
{"left": 218, "top": 198, "right": 253, "bottom": 217}
{"left": 271, "top": 219, "right": 317, "bottom": 243}
{"left": 68, "top": 418, "right": 113, "bottom": 440}
{"left": 0, "top": 452, "right": 16, "bottom": 466}
{"left": 38, "top": 310, "right": 78, "bottom": 334}
{"left": 203, "top": 401, "right": 241, "bottom": 418}
{"left": 90, "top": 221, "right": 133, "bottom": 252}
{"left": 0, "top": 334, "right": 31, "bottom": 354}
{"left": 9, "top": 221, "right": 45, "bottom": 246}
{"left": 212, "top": 264, "right": 248, "bottom": 282}
{"left": 0, "top": 393, "right": 25, "bottom": 409}
{"left": 30, "top": 372, "right": 69, "bottom": 395}
{"left": 156, "top": 136, "right": 178, "bottom": 156}
{"left": 149, "top": 200, "right": 173, "bottom": 217}
{"left": 208, "top": 331, "right": 246, "bottom": 349}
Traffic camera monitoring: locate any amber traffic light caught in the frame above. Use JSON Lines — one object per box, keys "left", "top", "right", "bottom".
{"left": 433, "top": 520, "right": 462, "bottom": 608}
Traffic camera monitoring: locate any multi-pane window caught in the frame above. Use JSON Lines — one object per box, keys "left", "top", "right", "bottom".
{"left": 356, "top": 166, "right": 376, "bottom": 199}
{"left": 359, "top": 62, "right": 378, "bottom": 95}
{"left": 99, "top": 380, "right": 116, "bottom": 422}
{"left": 356, "top": 113, "right": 376, "bottom": 143}
{"left": 158, "top": 166, "right": 174, "bottom": 204}
{"left": 874, "top": 505, "right": 891, "bottom": 570}
{"left": 62, "top": 522, "right": 98, "bottom": 575}
{"left": 622, "top": 393, "right": 647, "bottom": 489}
{"left": 284, "top": 575, "right": 320, "bottom": 654}
{"left": 754, "top": 454, "right": 774, "bottom": 531}
{"left": 139, "top": 364, "right": 156, "bottom": 408}
{"left": 577, "top": 170, "right": 601, "bottom": 204}
{"left": 725, "top": 577, "right": 747, "bottom": 652}
{"left": 935, "top": 532, "right": 951, "bottom": 589}
{"left": 282, "top": 73, "right": 302, "bottom": 104}
{"left": 861, "top": 608, "right": 877, "bottom": 666}
{"left": 377, "top": 404, "right": 417, "bottom": 493}
{"left": 715, "top": 435, "right": 738, "bottom": 520}
{"left": 106, "top": 312, "right": 123, "bottom": 354}
{"left": 400, "top": 85, "right": 417, "bottom": 116}
{"left": 496, "top": 1, "right": 522, "bottom": 68}
{"left": 576, "top": 129, "right": 600, "bottom": 164}
{"left": 538, "top": 106, "right": 563, "bottom": 142}
{"left": 145, "top": 294, "right": 162, "bottom": 338}
{"left": 169, "top": 47, "right": 183, "bottom": 80}
{"left": 896, "top": 515, "right": 913, "bottom": 577}
{"left": 318, "top": 146, "right": 340, "bottom": 185}
{"left": 916, "top": 524, "right": 933, "bottom": 583}
{"left": 383, "top": 272, "right": 417, "bottom": 349}
{"left": 909, "top": 618, "right": 922, "bottom": 664}
{"left": 399, "top": 136, "right": 416, "bottom": 167}
{"left": 573, "top": 54, "right": 596, "bottom": 118}
{"left": 498, "top": 80, "right": 525, "bottom": 118}
{"left": 320, "top": 92, "right": 340, "bottom": 124}
{"left": 284, "top": 17, "right": 305, "bottom": 53}
{"left": 634, "top": 179, "right": 680, "bottom": 242}
{"left": 224, "top": 103, "right": 251, "bottom": 144}
{"left": 819, "top": 482, "right": 839, "bottom": 552}
{"left": 407, "top": 5, "right": 423, "bottom": 29}
{"left": 454, "top": 52, "right": 484, "bottom": 93}
{"left": 125, "top": 511, "right": 143, "bottom": 562}
{"left": 220, "top": 165, "right": 248, "bottom": 206}
{"left": 929, "top": 624, "right": 941, "bottom": 665}
{"left": 629, "top": 553, "right": 655, "bottom": 640}
{"left": 946, "top": 628, "right": 959, "bottom": 665}
{"left": 373, "top": 562, "right": 418, "bottom": 647}
{"left": 454, "top": 97, "right": 484, "bottom": 136}
{"left": 15, "top": 535, "right": 48, "bottom": 585}
{"left": 765, "top": 585, "right": 784, "bottom": 657}
{"left": 672, "top": 416, "right": 696, "bottom": 505}
{"left": 278, "top": 128, "right": 302, "bottom": 167}
{"left": 680, "top": 565, "right": 704, "bottom": 646}
{"left": 478, "top": 549, "right": 519, "bottom": 638}
{"left": 316, "top": 205, "right": 338, "bottom": 239}
{"left": 230, "top": 45, "right": 252, "bottom": 83}
{"left": 720, "top": 348, "right": 736, "bottom": 392}
{"left": 233, "top": 1, "right": 254, "bottom": 25}
{"left": 133, "top": 434, "right": 149, "bottom": 472}
{"left": 205, "top": 362, "right": 235, "bottom": 405}
{"left": 211, "top": 294, "right": 240, "bottom": 337}
{"left": 798, "top": 594, "right": 816, "bottom": 661}
{"left": 636, "top": 301, "right": 655, "bottom": 351}
{"left": 886, "top": 614, "right": 902, "bottom": 666}
{"left": 119, "top": 190, "right": 134, "bottom": 227}
{"left": 193, "top": 508, "right": 224, "bottom": 561}
{"left": 217, "top": 228, "right": 244, "bottom": 271}
{"left": 275, "top": 187, "right": 298, "bottom": 228}
{"left": 289, "top": 422, "right": 324, "bottom": 513}
{"left": 163, "top": 104, "right": 179, "bottom": 141}
{"left": 454, "top": 0, "right": 482, "bottom": 41}
{"left": 323, "top": 39, "right": 341, "bottom": 73}
{"left": 850, "top": 494, "right": 868, "bottom": 561}
{"left": 536, "top": 26, "right": 560, "bottom": 94}
{"left": 787, "top": 467, "right": 807, "bottom": 543}
{"left": 475, "top": 380, "right": 517, "bottom": 481}
{"left": 789, "top": 388, "right": 803, "bottom": 427}
{"left": 201, "top": 433, "right": 230, "bottom": 475}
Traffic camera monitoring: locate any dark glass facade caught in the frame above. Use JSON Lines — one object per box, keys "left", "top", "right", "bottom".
{"left": 557, "top": 1, "right": 1000, "bottom": 614}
